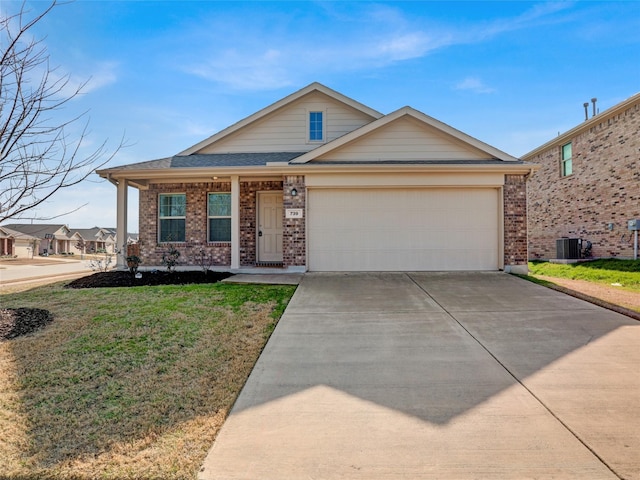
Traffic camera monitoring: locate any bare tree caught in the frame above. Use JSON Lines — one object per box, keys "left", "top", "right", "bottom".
{"left": 0, "top": 1, "right": 122, "bottom": 223}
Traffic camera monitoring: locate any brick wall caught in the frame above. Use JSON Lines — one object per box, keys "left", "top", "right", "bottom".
{"left": 503, "top": 175, "right": 529, "bottom": 267}
{"left": 139, "top": 182, "right": 231, "bottom": 267}
{"left": 139, "top": 180, "right": 286, "bottom": 268}
{"left": 283, "top": 175, "right": 306, "bottom": 267}
{"left": 527, "top": 102, "right": 640, "bottom": 259}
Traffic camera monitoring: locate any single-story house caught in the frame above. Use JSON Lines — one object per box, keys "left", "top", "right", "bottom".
{"left": 98, "top": 83, "right": 538, "bottom": 273}
{"left": 2, "top": 224, "right": 75, "bottom": 255}
{"left": 523, "top": 93, "right": 640, "bottom": 259}
{"left": 1, "top": 224, "right": 123, "bottom": 257}
{"left": 74, "top": 227, "right": 118, "bottom": 254}
{"left": 0, "top": 225, "right": 40, "bottom": 257}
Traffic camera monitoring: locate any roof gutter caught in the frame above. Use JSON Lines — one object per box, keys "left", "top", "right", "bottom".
{"left": 96, "top": 162, "right": 540, "bottom": 183}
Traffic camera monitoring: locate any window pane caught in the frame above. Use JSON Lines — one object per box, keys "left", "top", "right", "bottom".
{"left": 309, "top": 111, "right": 323, "bottom": 141}
{"left": 562, "top": 143, "right": 572, "bottom": 160}
{"left": 160, "top": 219, "right": 185, "bottom": 242}
{"left": 563, "top": 158, "right": 572, "bottom": 176}
{"left": 209, "top": 218, "right": 231, "bottom": 242}
{"left": 208, "top": 193, "right": 231, "bottom": 216}
{"left": 159, "top": 194, "right": 186, "bottom": 217}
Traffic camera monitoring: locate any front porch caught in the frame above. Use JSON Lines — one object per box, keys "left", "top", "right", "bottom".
{"left": 114, "top": 175, "right": 306, "bottom": 271}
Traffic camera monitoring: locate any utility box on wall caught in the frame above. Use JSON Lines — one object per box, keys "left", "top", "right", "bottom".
{"left": 628, "top": 219, "right": 640, "bottom": 231}
{"left": 556, "top": 238, "right": 580, "bottom": 259}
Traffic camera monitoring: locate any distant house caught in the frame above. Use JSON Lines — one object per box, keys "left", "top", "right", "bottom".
{"left": 74, "top": 227, "right": 118, "bottom": 253}
{"left": 0, "top": 226, "right": 40, "bottom": 257}
{"left": 2, "top": 224, "right": 75, "bottom": 255}
{"left": 523, "top": 93, "right": 640, "bottom": 260}
{"left": 0, "top": 224, "right": 120, "bottom": 257}
{"left": 98, "top": 82, "right": 537, "bottom": 273}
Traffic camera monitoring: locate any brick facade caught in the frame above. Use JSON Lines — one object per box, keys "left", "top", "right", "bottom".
{"left": 138, "top": 173, "right": 529, "bottom": 270}
{"left": 283, "top": 175, "right": 306, "bottom": 267}
{"left": 503, "top": 174, "right": 529, "bottom": 268}
{"left": 139, "top": 180, "right": 287, "bottom": 268}
{"left": 139, "top": 182, "right": 232, "bottom": 267}
{"left": 527, "top": 101, "right": 640, "bottom": 259}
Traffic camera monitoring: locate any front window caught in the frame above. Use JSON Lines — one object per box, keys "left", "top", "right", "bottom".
{"left": 159, "top": 194, "right": 186, "bottom": 242}
{"left": 561, "top": 142, "right": 572, "bottom": 176}
{"left": 309, "top": 111, "right": 324, "bottom": 141}
{"left": 208, "top": 193, "right": 231, "bottom": 242}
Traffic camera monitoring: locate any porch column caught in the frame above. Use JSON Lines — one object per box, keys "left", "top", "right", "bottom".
{"left": 231, "top": 175, "right": 240, "bottom": 269}
{"left": 116, "top": 179, "right": 128, "bottom": 269}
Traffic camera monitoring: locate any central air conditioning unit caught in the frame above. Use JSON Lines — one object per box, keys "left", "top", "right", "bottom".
{"left": 556, "top": 238, "right": 580, "bottom": 260}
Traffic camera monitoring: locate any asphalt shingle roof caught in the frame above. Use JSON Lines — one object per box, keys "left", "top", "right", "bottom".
{"left": 106, "top": 152, "right": 307, "bottom": 171}
{"left": 170, "top": 152, "right": 306, "bottom": 168}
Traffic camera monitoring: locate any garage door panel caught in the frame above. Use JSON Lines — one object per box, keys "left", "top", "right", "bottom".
{"left": 308, "top": 188, "right": 499, "bottom": 271}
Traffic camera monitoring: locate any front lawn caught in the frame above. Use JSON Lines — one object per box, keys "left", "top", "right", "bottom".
{"left": 528, "top": 259, "right": 640, "bottom": 293}
{"left": 0, "top": 281, "right": 295, "bottom": 479}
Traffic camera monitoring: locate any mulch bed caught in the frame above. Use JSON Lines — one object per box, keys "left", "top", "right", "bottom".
{"left": 65, "top": 270, "right": 234, "bottom": 289}
{"left": 0, "top": 308, "right": 54, "bottom": 341}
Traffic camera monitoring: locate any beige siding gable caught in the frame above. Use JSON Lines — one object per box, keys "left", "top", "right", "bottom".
{"left": 196, "top": 92, "right": 375, "bottom": 154}
{"left": 314, "top": 116, "right": 491, "bottom": 162}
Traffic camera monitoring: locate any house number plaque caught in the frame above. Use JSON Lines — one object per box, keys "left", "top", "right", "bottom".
{"left": 285, "top": 208, "right": 304, "bottom": 219}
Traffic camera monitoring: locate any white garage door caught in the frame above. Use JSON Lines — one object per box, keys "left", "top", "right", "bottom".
{"left": 307, "top": 188, "right": 500, "bottom": 271}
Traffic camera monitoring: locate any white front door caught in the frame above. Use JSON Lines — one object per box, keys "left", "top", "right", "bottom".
{"left": 258, "top": 192, "right": 284, "bottom": 263}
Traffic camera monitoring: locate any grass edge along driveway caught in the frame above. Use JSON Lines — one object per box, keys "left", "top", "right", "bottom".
{"left": 0, "top": 281, "right": 295, "bottom": 480}
{"left": 525, "top": 259, "right": 640, "bottom": 314}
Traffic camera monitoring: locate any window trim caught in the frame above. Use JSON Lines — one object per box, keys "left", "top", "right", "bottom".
{"left": 561, "top": 142, "right": 572, "bottom": 177}
{"left": 307, "top": 109, "right": 326, "bottom": 143}
{"left": 207, "top": 192, "right": 232, "bottom": 243}
{"left": 158, "top": 193, "right": 186, "bottom": 243}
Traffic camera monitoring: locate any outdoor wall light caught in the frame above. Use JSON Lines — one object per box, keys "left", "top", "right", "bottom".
{"left": 291, "top": 188, "right": 298, "bottom": 196}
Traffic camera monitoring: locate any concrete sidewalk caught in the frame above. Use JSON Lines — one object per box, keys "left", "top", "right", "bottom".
{"left": 199, "top": 272, "right": 640, "bottom": 480}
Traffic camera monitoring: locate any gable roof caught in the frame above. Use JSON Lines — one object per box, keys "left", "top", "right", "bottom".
{"left": 2, "top": 224, "right": 69, "bottom": 238}
{"left": 523, "top": 92, "right": 640, "bottom": 159}
{"left": 178, "top": 82, "right": 383, "bottom": 156}
{"left": 290, "top": 106, "right": 519, "bottom": 164}
{"left": 74, "top": 227, "right": 106, "bottom": 239}
{"left": 0, "top": 225, "right": 39, "bottom": 240}
{"left": 98, "top": 83, "right": 536, "bottom": 182}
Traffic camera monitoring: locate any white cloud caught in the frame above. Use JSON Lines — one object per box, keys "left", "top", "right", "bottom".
{"left": 454, "top": 77, "right": 496, "bottom": 94}
{"left": 187, "top": 48, "right": 294, "bottom": 91}
{"left": 81, "top": 61, "right": 119, "bottom": 94}
{"left": 374, "top": 32, "right": 440, "bottom": 61}
{"left": 178, "top": 2, "right": 575, "bottom": 92}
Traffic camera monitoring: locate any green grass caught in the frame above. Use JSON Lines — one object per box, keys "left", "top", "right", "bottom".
{"left": 0, "top": 281, "right": 296, "bottom": 479}
{"left": 528, "top": 259, "right": 640, "bottom": 292}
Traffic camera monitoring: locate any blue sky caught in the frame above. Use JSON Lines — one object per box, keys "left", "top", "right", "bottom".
{"left": 3, "top": 1, "right": 639, "bottom": 231}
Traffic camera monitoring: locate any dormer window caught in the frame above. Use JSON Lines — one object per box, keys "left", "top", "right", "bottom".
{"left": 309, "top": 111, "right": 324, "bottom": 142}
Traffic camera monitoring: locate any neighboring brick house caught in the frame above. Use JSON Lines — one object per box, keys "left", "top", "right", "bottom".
{"left": 523, "top": 93, "right": 640, "bottom": 260}
{"left": 98, "top": 83, "right": 537, "bottom": 273}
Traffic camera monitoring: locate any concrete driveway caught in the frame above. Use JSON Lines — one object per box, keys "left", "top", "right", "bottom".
{"left": 199, "top": 272, "right": 640, "bottom": 480}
